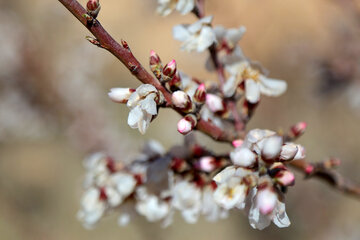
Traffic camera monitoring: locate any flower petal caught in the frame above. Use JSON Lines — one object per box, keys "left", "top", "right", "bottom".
{"left": 128, "top": 106, "right": 143, "bottom": 128}
{"left": 259, "top": 75, "right": 287, "bottom": 97}
{"left": 173, "top": 24, "right": 190, "bottom": 41}
{"left": 245, "top": 79, "right": 261, "bottom": 103}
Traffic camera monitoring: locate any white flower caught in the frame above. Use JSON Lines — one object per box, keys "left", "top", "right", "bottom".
{"left": 83, "top": 153, "right": 110, "bottom": 188}
{"left": 157, "top": 0, "right": 195, "bottom": 16}
{"left": 173, "top": 16, "right": 216, "bottom": 52}
{"left": 136, "top": 194, "right": 170, "bottom": 222}
{"left": 214, "top": 25, "right": 246, "bottom": 50}
{"left": 172, "top": 180, "right": 202, "bottom": 223}
{"left": 248, "top": 188, "right": 290, "bottom": 230}
{"left": 213, "top": 176, "right": 247, "bottom": 210}
{"left": 111, "top": 172, "right": 137, "bottom": 197}
{"left": 213, "top": 166, "right": 236, "bottom": 184}
{"left": 201, "top": 186, "right": 227, "bottom": 222}
{"left": 77, "top": 187, "right": 106, "bottom": 228}
{"left": 126, "top": 84, "right": 163, "bottom": 134}
{"left": 206, "top": 26, "right": 247, "bottom": 74}
{"left": 230, "top": 147, "right": 257, "bottom": 167}
{"left": 225, "top": 61, "right": 287, "bottom": 103}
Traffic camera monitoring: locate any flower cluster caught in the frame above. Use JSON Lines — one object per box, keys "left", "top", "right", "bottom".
{"left": 77, "top": 0, "right": 315, "bottom": 232}
{"left": 79, "top": 126, "right": 306, "bottom": 229}
{"left": 213, "top": 129, "right": 305, "bottom": 229}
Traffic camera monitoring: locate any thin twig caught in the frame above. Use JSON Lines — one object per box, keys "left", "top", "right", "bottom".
{"left": 290, "top": 159, "right": 360, "bottom": 199}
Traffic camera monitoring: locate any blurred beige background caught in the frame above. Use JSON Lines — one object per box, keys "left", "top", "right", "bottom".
{"left": 0, "top": 0, "right": 360, "bottom": 239}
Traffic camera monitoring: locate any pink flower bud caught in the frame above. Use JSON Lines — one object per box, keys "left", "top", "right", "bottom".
{"left": 232, "top": 139, "right": 243, "bottom": 148}
{"left": 149, "top": 50, "right": 163, "bottom": 80}
{"left": 206, "top": 94, "right": 224, "bottom": 113}
{"left": 108, "top": 88, "right": 135, "bottom": 103}
{"left": 171, "top": 90, "right": 193, "bottom": 112}
{"left": 162, "top": 59, "right": 177, "bottom": 82}
{"left": 177, "top": 114, "right": 197, "bottom": 135}
{"left": 256, "top": 188, "right": 277, "bottom": 215}
{"left": 194, "top": 84, "right": 206, "bottom": 104}
{"left": 305, "top": 164, "right": 314, "bottom": 174}
{"left": 196, "top": 156, "right": 216, "bottom": 172}
{"left": 275, "top": 170, "right": 295, "bottom": 186}
{"left": 86, "top": 0, "right": 101, "bottom": 18}
{"left": 291, "top": 121, "right": 307, "bottom": 137}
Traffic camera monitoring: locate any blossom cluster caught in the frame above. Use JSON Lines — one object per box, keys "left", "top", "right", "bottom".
{"left": 78, "top": 0, "right": 309, "bottom": 231}
{"left": 78, "top": 124, "right": 306, "bottom": 229}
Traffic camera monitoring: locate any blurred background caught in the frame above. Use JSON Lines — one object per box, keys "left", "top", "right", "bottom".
{"left": 0, "top": 0, "right": 360, "bottom": 239}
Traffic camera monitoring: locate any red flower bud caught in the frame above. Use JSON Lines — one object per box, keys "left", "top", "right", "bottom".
{"left": 149, "top": 50, "right": 163, "bottom": 80}
{"left": 162, "top": 59, "right": 177, "bottom": 82}
{"left": 194, "top": 83, "right": 206, "bottom": 104}
{"left": 86, "top": 0, "right": 101, "bottom": 18}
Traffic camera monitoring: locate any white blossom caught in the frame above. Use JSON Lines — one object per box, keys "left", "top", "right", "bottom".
{"left": 201, "top": 186, "right": 228, "bottom": 222}
{"left": 172, "top": 180, "right": 202, "bottom": 223}
{"left": 173, "top": 16, "right": 216, "bottom": 52}
{"left": 136, "top": 194, "right": 170, "bottom": 222}
{"left": 77, "top": 187, "right": 106, "bottom": 228}
{"left": 225, "top": 61, "right": 287, "bottom": 103}
{"left": 157, "top": 0, "right": 195, "bottom": 16}
{"left": 111, "top": 172, "right": 137, "bottom": 197}
{"left": 213, "top": 176, "right": 247, "bottom": 210}
{"left": 126, "top": 84, "right": 164, "bottom": 134}
{"left": 248, "top": 188, "right": 290, "bottom": 230}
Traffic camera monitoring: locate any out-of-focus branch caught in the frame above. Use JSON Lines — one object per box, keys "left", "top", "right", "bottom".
{"left": 290, "top": 159, "right": 360, "bottom": 199}
{"left": 58, "top": 0, "right": 240, "bottom": 143}
{"left": 193, "top": 0, "right": 246, "bottom": 133}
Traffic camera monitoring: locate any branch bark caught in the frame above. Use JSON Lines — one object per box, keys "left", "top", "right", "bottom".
{"left": 290, "top": 159, "right": 360, "bottom": 199}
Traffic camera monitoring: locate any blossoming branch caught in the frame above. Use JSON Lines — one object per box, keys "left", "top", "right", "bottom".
{"left": 58, "top": 0, "right": 360, "bottom": 231}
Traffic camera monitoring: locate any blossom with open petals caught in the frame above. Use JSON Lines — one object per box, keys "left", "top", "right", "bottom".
{"left": 157, "top": 0, "right": 195, "bottom": 16}
{"left": 248, "top": 188, "right": 291, "bottom": 230}
{"left": 225, "top": 61, "right": 287, "bottom": 102}
{"left": 172, "top": 180, "right": 202, "bottom": 223}
{"left": 126, "top": 84, "right": 164, "bottom": 134}
{"left": 173, "top": 16, "right": 216, "bottom": 52}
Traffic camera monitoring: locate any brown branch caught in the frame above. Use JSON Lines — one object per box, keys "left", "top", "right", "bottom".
{"left": 290, "top": 159, "right": 360, "bottom": 199}
{"left": 58, "top": 0, "right": 239, "bottom": 143}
